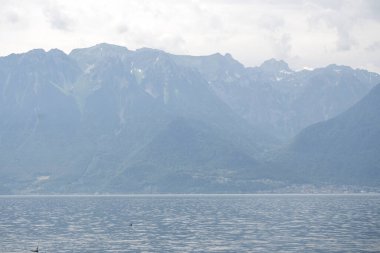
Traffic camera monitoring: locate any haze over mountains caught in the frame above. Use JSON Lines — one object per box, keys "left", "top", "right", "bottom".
{"left": 0, "top": 43, "right": 379, "bottom": 194}
{"left": 273, "top": 84, "right": 380, "bottom": 187}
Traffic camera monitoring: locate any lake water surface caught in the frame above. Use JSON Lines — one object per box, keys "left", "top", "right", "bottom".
{"left": 1, "top": 194, "right": 379, "bottom": 252}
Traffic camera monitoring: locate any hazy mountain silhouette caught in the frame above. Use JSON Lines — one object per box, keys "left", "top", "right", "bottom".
{"left": 270, "top": 84, "right": 380, "bottom": 186}
{"left": 0, "top": 43, "right": 379, "bottom": 193}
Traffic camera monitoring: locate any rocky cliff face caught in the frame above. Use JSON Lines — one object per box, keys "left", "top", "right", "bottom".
{"left": 174, "top": 55, "right": 379, "bottom": 139}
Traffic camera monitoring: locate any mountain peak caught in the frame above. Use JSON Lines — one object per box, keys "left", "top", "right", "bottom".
{"left": 224, "top": 53, "right": 233, "bottom": 58}
{"left": 260, "top": 58, "right": 292, "bottom": 72}
{"left": 69, "top": 43, "right": 130, "bottom": 58}
{"left": 136, "top": 47, "right": 164, "bottom": 53}
{"left": 25, "top": 48, "right": 46, "bottom": 56}
{"left": 69, "top": 43, "right": 130, "bottom": 67}
{"left": 325, "top": 64, "right": 353, "bottom": 72}
{"left": 47, "top": 48, "right": 67, "bottom": 57}
{"left": 92, "top": 43, "right": 128, "bottom": 51}
{"left": 208, "top": 52, "right": 245, "bottom": 70}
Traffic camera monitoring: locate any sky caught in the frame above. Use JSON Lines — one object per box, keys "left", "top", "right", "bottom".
{"left": 1, "top": 0, "right": 380, "bottom": 73}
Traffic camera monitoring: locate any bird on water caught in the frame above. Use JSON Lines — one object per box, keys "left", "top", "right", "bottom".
{"left": 30, "top": 244, "right": 38, "bottom": 252}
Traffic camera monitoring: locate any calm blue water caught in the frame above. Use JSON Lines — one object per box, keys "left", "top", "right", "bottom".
{"left": 0, "top": 194, "right": 380, "bottom": 252}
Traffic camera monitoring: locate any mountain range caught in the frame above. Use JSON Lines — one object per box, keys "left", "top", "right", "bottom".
{"left": 0, "top": 43, "right": 379, "bottom": 194}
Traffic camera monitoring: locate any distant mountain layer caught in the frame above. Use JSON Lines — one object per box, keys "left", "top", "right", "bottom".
{"left": 172, "top": 54, "right": 379, "bottom": 139}
{"left": 0, "top": 43, "right": 379, "bottom": 193}
{"left": 268, "top": 84, "right": 380, "bottom": 186}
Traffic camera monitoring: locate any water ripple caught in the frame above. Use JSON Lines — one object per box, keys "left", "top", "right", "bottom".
{"left": 0, "top": 195, "right": 379, "bottom": 252}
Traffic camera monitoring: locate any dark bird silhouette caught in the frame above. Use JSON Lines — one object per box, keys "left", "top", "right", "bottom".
{"left": 31, "top": 245, "right": 38, "bottom": 252}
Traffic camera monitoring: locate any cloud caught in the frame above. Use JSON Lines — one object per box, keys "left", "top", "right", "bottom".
{"left": 259, "top": 15, "right": 285, "bottom": 32}
{"left": 306, "top": 4, "right": 357, "bottom": 51}
{"left": 116, "top": 24, "right": 128, "bottom": 34}
{"left": 305, "top": 0, "right": 380, "bottom": 52}
{"left": 5, "top": 10, "right": 21, "bottom": 24}
{"left": 274, "top": 33, "right": 292, "bottom": 59}
{"left": 44, "top": 3, "right": 73, "bottom": 31}
{"left": 366, "top": 41, "right": 380, "bottom": 51}
{"left": 0, "top": 2, "right": 23, "bottom": 25}
{"left": 335, "top": 28, "right": 356, "bottom": 51}
{"left": 363, "top": 0, "right": 380, "bottom": 22}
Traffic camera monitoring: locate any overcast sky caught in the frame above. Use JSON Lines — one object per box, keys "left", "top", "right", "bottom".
{"left": 1, "top": 0, "right": 380, "bottom": 72}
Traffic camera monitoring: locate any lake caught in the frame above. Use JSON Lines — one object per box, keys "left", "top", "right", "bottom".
{"left": 1, "top": 194, "right": 379, "bottom": 252}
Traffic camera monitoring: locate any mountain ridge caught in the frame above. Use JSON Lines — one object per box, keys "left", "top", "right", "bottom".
{"left": 0, "top": 43, "right": 379, "bottom": 193}
{"left": 267, "top": 84, "right": 380, "bottom": 186}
